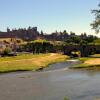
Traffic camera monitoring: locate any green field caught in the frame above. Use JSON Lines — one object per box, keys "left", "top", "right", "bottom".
{"left": 0, "top": 53, "right": 69, "bottom": 73}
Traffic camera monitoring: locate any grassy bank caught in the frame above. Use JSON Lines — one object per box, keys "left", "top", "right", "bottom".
{"left": 72, "top": 55, "right": 100, "bottom": 70}
{"left": 0, "top": 53, "right": 69, "bottom": 73}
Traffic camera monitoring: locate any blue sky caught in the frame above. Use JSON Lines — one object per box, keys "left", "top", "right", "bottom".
{"left": 0, "top": 0, "right": 99, "bottom": 36}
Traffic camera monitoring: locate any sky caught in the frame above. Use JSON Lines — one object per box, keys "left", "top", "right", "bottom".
{"left": 0, "top": 0, "right": 99, "bottom": 36}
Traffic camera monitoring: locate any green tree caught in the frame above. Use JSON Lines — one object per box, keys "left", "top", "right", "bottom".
{"left": 91, "top": 3, "right": 100, "bottom": 33}
{"left": 26, "top": 40, "right": 53, "bottom": 54}
{"left": 80, "top": 40, "right": 88, "bottom": 45}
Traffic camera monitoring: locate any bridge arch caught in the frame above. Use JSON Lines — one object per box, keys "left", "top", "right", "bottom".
{"left": 63, "top": 45, "right": 100, "bottom": 57}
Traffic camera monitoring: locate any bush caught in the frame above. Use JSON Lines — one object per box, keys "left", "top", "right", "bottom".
{"left": 2, "top": 47, "right": 12, "bottom": 56}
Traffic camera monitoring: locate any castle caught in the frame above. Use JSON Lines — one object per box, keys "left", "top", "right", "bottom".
{"left": 0, "top": 27, "right": 39, "bottom": 41}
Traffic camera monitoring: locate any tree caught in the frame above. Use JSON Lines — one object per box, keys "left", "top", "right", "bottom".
{"left": 26, "top": 40, "right": 53, "bottom": 54}
{"left": 80, "top": 40, "right": 88, "bottom": 45}
{"left": 41, "top": 30, "right": 44, "bottom": 35}
{"left": 7, "top": 27, "right": 10, "bottom": 32}
{"left": 71, "top": 36, "right": 81, "bottom": 44}
{"left": 91, "top": 3, "right": 100, "bottom": 33}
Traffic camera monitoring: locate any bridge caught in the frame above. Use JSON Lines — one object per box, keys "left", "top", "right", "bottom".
{"left": 63, "top": 45, "right": 100, "bottom": 57}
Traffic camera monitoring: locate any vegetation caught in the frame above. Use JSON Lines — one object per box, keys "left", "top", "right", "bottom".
{"left": 73, "top": 64, "right": 100, "bottom": 70}
{"left": 0, "top": 53, "right": 69, "bottom": 73}
{"left": 25, "top": 39, "right": 54, "bottom": 53}
{"left": 93, "top": 38, "right": 100, "bottom": 45}
{"left": 0, "top": 3, "right": 100, "bottom": 73}
{"left": 2, "top": 47, "right": 12, "bottom": 56}
{"left": 64, "top": 33, "right": 97, "bottom": 45}
{"left": 0, "top": 26, "right": 98, "bottom": 44}
{"left": 64, "top": 97, "right": 70, "bottom": 100}
{"left": 91, "top": 3, "right": 100, "bottom": 33}
{"left": 72, "top": 54, "right": 100, "bottom": 69}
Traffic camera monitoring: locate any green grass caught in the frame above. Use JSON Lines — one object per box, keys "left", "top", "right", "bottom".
{"left": 72, "top": 63, "right": 100, "bottom": 70}
{"left": 0, "top": 53, "right": 69, "bottom": 73}
{"left": 0, "top": 53, "right": 50, "bottom": 61}
{"left": 70, "top": 57, "right": 92, "bottom": 69}
{"left": 78, "top": 54, "right": 100, "bottom": 62}
{"left": 78, "top": 57, "right": 91, "bottom": 62}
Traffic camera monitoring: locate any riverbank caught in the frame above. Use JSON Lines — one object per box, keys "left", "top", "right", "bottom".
{"left": 0, "top": 63, "right": 100, "bottom": 100}
{"left": 0, "top": 53, "right": 69, "bottom": 73}
{"left": 72, "top": 55, "right": 100, "bottom": 70}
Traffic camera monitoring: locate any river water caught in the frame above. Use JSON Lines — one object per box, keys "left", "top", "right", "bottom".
{"left": 0, "top": 60, "right": 100, "bottom": 100}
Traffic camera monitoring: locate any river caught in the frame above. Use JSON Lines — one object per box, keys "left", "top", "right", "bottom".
{"left": 0, "top": 60, "right": 100, "bottom": 100}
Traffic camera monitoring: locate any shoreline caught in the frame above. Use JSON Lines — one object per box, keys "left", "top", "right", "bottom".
{"left": 0, "top": 53, "right": 69, "bottom": 73}
{"left": 71, "top": 57, "right": 100, "bottom": 70}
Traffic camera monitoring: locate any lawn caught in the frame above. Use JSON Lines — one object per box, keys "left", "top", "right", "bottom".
{"left": 0, "top": 53, "right": 69, "bottom": 73}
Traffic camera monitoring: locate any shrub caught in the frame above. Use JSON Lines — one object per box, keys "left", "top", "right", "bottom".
{"left": 3, "top": 47, "right": 12, "bottom": 55}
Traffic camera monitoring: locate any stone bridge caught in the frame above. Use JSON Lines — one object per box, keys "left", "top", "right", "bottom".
{"left": 63, "top": 45, "right": 100, "bottom": 57}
